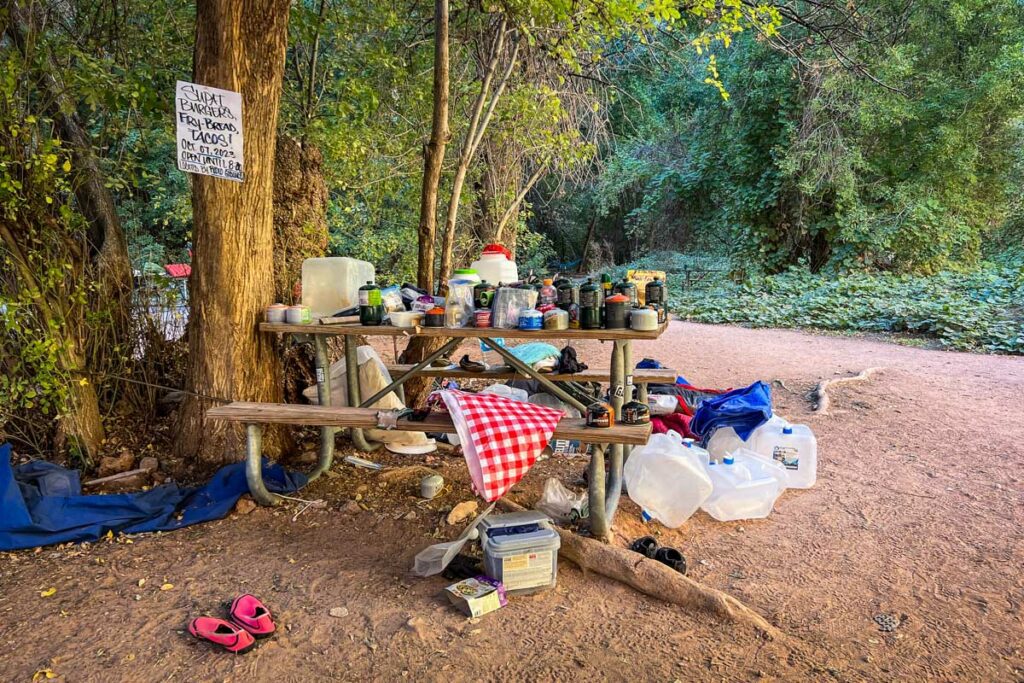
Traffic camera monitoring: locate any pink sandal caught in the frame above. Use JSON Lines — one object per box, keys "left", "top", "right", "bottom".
{"left": 188, "top": 617, "right": 255, "bottom": 653}
{"left": 229, "top": 594, "right": 275, "bottom": 638}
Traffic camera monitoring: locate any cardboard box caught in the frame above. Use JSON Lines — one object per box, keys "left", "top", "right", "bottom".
{"left": 445, "top": 576, "right": 508, "bottom": 617}
{"left": 626, "top": 269, "right": 666, "bottom": 306}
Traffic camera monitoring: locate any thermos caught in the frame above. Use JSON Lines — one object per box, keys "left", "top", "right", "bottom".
{"left": 579, "top": 278, "right": 602, "bottom": 329}
{"left": 358, "top": 281, "right": 384, "bottom": 325}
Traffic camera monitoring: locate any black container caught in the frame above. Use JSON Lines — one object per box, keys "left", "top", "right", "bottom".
{"left": 358, "top": 281, "right": 385, "bottom": 326}
{"left": 579, "top": 278, "right": 602, "bottom": 329}
{"left": 424, "top": 307, "right": 446, "bottom": 327}
{"left": 613, "top": 279, "right": 638, "bottom": 307}
{"left": 621, "top": 400, "right": 651, "bottom": 425}
{"left": 473, "top": 281, "right": 496, "bottom": 309}
{"left": 604, "top": 294, "right": 630, "bottom": 329}
{"left": 586, "top": 401, "right": 613, "bottom": 428}
{"left": 645, "top": 277, "right": 667, "bottom": 307}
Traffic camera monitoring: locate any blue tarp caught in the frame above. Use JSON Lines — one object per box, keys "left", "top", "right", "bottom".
{"left": 690, "top": 380, "right": 773, "bottom": 443}
{"left": 0, "top": 443, "right": 306, "bottom": 551}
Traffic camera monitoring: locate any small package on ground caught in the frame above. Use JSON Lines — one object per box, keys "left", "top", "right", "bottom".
{"left": 479, "top": 512, "right": 560, "bottom": 595}
{"left": 445, "top": 576, "right": 508, "bottom": 617}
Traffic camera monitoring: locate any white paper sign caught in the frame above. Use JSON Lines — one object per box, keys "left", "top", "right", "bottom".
{"left": 175, "top": 80, "right": 244, "bottom": 182}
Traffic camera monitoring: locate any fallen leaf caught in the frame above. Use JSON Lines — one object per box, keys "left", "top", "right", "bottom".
{"left": 39, "top": 587, "right": 57, "bottom": 598}
{"left": 137, "top": 579, "right": 146, "bottom": 587}
{"left": 32, "top": 669, "right": 57, "bottom": 681}
{"left": 160, "top": 583, "right": 174, "bottom": 591}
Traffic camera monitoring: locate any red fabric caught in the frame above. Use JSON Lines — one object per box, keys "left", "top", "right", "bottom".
{"left": 651, "top": 412, "right": 697, "bottom": 439}
{"left": 164, "top": 263, "right": 191, "bottom": 278}
{"left": 439, "top": 390, "right": 561, "bottom": 502}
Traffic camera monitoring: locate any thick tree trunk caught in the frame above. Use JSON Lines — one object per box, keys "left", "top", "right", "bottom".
{"left": 415, "top": 0, "right": 450, "bottom": 294}
{"left": 175, "top": 0, "right": 292, "bottom": 466}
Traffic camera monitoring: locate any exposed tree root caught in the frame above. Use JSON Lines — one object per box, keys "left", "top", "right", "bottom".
{"left": 498, "top": 499, "right": 785, "bottom": 640}
{"left": 813, "top": 367, "right": 884, "bottom": 415}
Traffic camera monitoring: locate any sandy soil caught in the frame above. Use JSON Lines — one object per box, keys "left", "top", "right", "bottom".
{"left": 2, "top": 321, "right": 1023, "bottom": 682}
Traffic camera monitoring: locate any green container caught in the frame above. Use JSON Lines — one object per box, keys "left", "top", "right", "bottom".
{"left": 358, "top": 281, "right": 384, "bottom": 326}
{"left": 579, "top": 278, "right": 602, "bottom": 329}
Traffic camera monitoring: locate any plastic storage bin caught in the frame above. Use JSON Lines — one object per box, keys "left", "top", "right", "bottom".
{"left": 751, "top": 423, "right": 817, "bottom": 488}
{"left": 701, "top": 449, "right": 788, "bottom": 521}
{"left": 623, "top": 432, "right": 713, "bottom": 528}
{"left": 480, "top": 512, "right": 560, "bottom": 595}
{"left": 301, "top": 257, "right": 375, "bottom": 319}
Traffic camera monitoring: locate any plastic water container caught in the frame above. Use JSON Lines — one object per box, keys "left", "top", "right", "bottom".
{"left": 706, "top": 414, "right": 790, "bottom": 461}
{"left": 751, "top": 423, "right": 817, "bottom": 488}
{"left": 480, "top": 384, "right": 529, "bottom": 402}
{"left": 701, "top": 449, "right": 788, "bottom": 521}
{"left": 480, "top": 512, "right": 560, "bottom": 595}
{"left": 301, "top": 257, "right": 374, "bottom": 318}
{"left": 471, "top": 245, "right": 518, "bottom": 287}
{"left": 623, "top": 432, "right": 713, "bottom": 528}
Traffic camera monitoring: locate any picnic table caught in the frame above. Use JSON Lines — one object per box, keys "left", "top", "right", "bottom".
{"left": 216, "top": 319, "right": 670, "bottom": 538}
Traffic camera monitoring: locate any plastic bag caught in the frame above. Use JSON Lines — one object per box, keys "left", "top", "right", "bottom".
{"left": 412, "top": 502, "right": 495, "bottom": 576}
{"left": 491, "top": 287, "right": 538, "bottom": 328}
{"left": 380, "top": 285, "right": 405, "bottom": 313}
{"left": 535, "top": 478, "right": 588, "bottom": 523}
{"left": 445, "top": 282, "right": 475, "bottom": 328}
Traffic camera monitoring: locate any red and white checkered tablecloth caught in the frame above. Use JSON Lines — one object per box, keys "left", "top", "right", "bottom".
{"left": 437, "top": 390, "right": 562, "bottom": 501}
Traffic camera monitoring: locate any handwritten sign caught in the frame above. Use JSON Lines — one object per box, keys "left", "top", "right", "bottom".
{"left": 175, "top": 80, "right": 244, "bottom": 182}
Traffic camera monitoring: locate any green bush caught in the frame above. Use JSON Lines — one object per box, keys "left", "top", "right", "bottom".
{"left": 668, "top": 257, "right": 1024, "bottom": 354}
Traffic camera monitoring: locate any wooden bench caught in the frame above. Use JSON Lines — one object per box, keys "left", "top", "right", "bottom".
{"left": 207, "top": 401, "right": 650, "bottom": 516}
{"left": 384, "top": 364, "right": 678, "bottom": 385}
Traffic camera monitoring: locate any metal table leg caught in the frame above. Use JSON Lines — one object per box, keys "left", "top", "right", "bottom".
{"left": 308, "top": 336, "right": 337, "bottom": 481}
{"left": 245, "top": 424, "right": 281, "bottom": 506}
{"left": 622, "top": 339, "right": 634, "bottom": 462}
{"left": 587, "top": 444, "right": 608, "bottom": 538}
{"left": 344, "top": 335, "right": 381, "bottom": 452}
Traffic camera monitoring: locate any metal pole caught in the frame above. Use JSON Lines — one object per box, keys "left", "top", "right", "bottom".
{"left": 308, "top": 336, "right": 336, "bottom": 482}
{"left": 604, "top": 340, "right": 625, "bottom": 522}
{"left": 621, "top": 338, "right": 634, "bottom": 461}
{"left": 345, "top": 335, "right": 381, "bottom": 452}
{"left": 359, "top": 337, "right": 462, "bottom": 408}
{"left": 482, "top": 338, "right": 590, "bottom": 414}
{"left": 588, "top": 444, "right": 608, "bottom": 539}
{"left": 245, "top": 423, "right": 281, "bottom": 506}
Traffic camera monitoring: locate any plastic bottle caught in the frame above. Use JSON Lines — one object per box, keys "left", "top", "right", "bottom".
{"left": 470, "top": 244, "right": 518, "bottom": 286}
{"left": 760, "top": 424, "right": 817, "bottom": 488}
{"left": 358, "top": 281, "right": 384, "bottom": 325}
{"left": 539, "top": 278, "right": 557, "bottom": 306}
{"left": 579, "top": 278, "right": 602, "bottom": 329}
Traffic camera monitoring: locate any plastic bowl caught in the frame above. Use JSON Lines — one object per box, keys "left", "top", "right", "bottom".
{"left": 389, "top": 311, "right": 424, "bottom": 328}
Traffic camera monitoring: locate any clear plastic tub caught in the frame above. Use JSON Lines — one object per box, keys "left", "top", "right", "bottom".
{"left": 301, "top": 257, "right": 374, "bottom": 318}
{"left": 479, "top": 512, "right": 560, "bottom": 595}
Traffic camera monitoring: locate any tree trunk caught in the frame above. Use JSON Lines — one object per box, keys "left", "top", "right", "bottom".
{"left": 273, "top": 135, "right": 329, "bottom": 303}
{"left": 403, "top": 0, "right": 452, "bottom": 409}
{"left": 415, "top": 0, "right": 450, "bottom": 293}
{"left": 175, "top": 0, "right": 292, "bottom": 466}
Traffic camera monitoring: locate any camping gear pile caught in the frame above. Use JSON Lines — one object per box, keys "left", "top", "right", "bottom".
{"left": 626, "top": 379, "right": 819, "bottom": 526}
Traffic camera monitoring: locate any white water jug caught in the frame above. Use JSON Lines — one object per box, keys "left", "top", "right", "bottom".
{"left": 707, "top": 414, "right": 791, "bottom": 461}
{"left": 624, "top": 433, "right": 712, "bottom": 528}
{"left": 301, "top": 257, "right": 375, "bottom": 319}
{"left": 701, "top": 449, "right": 787, "bottom": 521}
{"left": 751, "top": 423, "right": 817, "bottom": 488}
{"left": 470, "top": 247, "right": 518, "bottom": 287}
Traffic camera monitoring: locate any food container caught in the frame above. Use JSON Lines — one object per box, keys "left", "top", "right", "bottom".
{"left": 604, "top": 294, "right": 630, "bottom": 329}
{"left": 389, "top": 310, "right": 424, "bottom": 328}
{"left": 285, "top": 304, "right": 312, "bottom": 324}
{"left": 630, "top": 307, "right": 658, "bottom": 331}
{"left": 519, "top": 309, "right": 543, "bottom": 330}
{"left": 425, "top": 306, "right": 446, "bottom": 327}
{"left": 420, "top": 474, "right": 444, "bottom": 499}
{"left": 543, "top": 308, "right": 568, "bottom": 330}
{"left": 479, "top": 512, "right": 560, "bottom": 595}
{"left": 474, "top": 309, "right": 492, "bottom": 328}
{"left": 265, "top": 303, "right": 288, "bottom": 323}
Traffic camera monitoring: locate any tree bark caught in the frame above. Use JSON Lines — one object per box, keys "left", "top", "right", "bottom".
{"left": 272, "top": 135, "right": 328, "bottom": 303}
{"left": 175, "top": 0, "right": 292, "bottom": 466}
{"left": 415, "top": 0, "right": 450, "bottom": 293}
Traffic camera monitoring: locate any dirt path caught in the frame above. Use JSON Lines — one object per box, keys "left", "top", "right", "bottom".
{"left": 2, "top": 322, "right": 1023, "bottom": 681}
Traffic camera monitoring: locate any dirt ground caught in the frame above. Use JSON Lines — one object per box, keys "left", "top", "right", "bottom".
{"left": 2, "top": 321, "right": 1023, "bottom": 682}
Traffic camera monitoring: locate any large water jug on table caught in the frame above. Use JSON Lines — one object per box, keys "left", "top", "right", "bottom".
{"left": 471, "top": 244, "right": 518, "bottom": 287}
{"left": 301, "top": 257, "right": 375, "bottom": 319}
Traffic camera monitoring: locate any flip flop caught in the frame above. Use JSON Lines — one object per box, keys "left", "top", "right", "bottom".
{"left": 229, "top": 594, "right": 276, "bottom": 638}
{"left": 189, "top": 617, "right": 256, "bottom": 653}
{"left": 654, "top": 547, "right": 687, "bottom": 575}
{"left": 629, "top": 536, "right": 659, "bottom": 558}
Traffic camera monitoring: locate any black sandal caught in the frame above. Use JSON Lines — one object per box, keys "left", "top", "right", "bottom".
{"left": 629, "top": 536, "right": 659, "bottom": 558}
{"left": 654, "top": 547, "right": 687, "bottom": 574}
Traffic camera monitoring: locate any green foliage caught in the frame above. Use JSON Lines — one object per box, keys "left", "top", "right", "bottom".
{"left": 671, "top": 258, "right": 1024, "bottom": 353}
